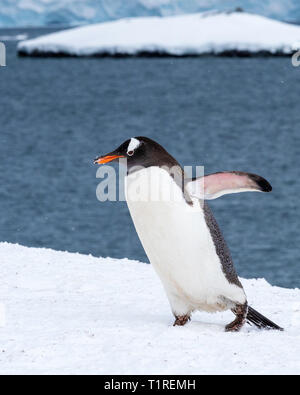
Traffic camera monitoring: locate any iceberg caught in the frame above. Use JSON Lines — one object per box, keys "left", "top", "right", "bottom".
{"left": 0, "top": 242, "right": 299, "bottom": 374}
{"left": 18, "top": 11, "right": 300, "bottom": 57}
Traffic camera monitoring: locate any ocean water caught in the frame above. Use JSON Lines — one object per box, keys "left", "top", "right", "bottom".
{"left": 0, "top": 28, "right": 299, "bottom": 288}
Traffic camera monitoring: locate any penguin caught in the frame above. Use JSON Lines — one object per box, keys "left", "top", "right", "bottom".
{"left": 94, "top": 137, "right": 283, "bottom": 332}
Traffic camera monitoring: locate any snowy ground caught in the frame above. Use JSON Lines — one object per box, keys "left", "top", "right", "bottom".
{"left": 0, "top": 242, "right": 299, "bottom": 375}
{"left": 18, "top": 11, "right": 300, "bottom": 57}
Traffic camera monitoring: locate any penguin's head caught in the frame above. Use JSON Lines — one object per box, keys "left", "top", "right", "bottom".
{"left": 94, "top": 136, "right": 179, "bottom": 171}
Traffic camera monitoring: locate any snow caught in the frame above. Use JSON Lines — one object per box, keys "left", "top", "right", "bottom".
{"left": 1, "top": 1, "right": 300, "bottom": 27}
{"left": 18, "top": 12, "right": 300, "bottom": 57}
{"left": 0, "top": 242, "right": 299, "bottom": 375}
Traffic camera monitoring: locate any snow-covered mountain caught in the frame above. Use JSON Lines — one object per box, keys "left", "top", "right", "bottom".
{"left": 1, "top": 0, "right": 300, "bottom": 27}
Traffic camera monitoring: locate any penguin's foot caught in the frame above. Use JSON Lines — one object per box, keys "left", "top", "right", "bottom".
{"left": 225, "top": 302, "right": 248, "bottom": 332}
{"left": 173, "top": 315, "right": 191, "bottom": 327}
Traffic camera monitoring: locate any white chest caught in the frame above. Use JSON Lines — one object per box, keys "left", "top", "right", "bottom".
{"left": 125, "top": 167, "right": 245, "bottom": 312}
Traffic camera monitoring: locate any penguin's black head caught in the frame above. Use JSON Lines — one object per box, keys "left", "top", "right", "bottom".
{"left": 94, "top": 136, "right": 180, "bottom": 171}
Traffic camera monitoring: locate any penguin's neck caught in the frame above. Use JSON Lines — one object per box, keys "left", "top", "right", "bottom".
{"left": 125, "top": 166, "right": 192, "bottom": 205}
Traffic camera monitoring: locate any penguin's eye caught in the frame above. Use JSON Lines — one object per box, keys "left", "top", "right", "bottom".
{"left": 127, "top": 150, "right": 134, "bottom": 156}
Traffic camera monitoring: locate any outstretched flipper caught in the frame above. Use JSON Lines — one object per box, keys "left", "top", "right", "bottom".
{"left": 187, "top": 171, "right": 272, "bottom": 200}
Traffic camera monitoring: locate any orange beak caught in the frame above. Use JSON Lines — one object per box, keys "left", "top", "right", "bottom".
{"left": 94, "top": 154, "right": 124, "bottom": 165}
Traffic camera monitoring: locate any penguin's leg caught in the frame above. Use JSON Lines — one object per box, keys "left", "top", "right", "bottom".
{"left": 166, "top": 291, "right": 193, "bottom": 326}
{"left": 225, "top": 302, "right": 248, "bottom": 332}
{"left": 173, "top": 315, "right": 191, "bottom": 326}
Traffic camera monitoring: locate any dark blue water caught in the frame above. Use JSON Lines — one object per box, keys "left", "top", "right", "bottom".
{"left": 0, "top": 28, "right": 299, "bottom": 288}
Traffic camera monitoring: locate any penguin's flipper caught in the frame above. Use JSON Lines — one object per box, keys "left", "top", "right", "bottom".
{"left": 186, "top": 171, "right": 272, "bottom": 200}
{"left": 247, "top": 306, "right": 283, "bottom": 331}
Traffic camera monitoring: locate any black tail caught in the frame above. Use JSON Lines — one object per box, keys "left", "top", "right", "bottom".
{"left": 247, "top": 306, "right": 283, "bottom": 331}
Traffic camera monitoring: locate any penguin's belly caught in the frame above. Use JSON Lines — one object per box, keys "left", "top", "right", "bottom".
{"left": 125, "top": 167, "right": 245, "bottom": 313}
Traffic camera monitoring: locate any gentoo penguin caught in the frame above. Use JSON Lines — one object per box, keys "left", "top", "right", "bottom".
{"left": 94, "top": 137, "right": 283, "bottom": 332}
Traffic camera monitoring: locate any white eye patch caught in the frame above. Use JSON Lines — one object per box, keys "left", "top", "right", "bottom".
{"left": 127, "top": 138, "right": 140, "bottom": 154}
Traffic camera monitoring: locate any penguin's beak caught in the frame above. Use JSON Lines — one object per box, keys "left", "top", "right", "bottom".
{"left": 94, "top": 152, "right": 124, "bottom": 165}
